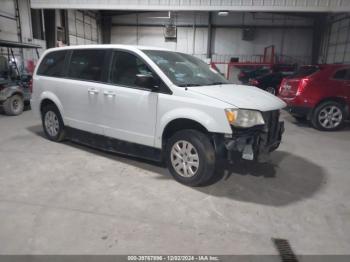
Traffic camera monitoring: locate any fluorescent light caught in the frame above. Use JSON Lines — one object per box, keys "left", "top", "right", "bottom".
{"left": 218, "top": 11, "right": 229, "bottom": 16}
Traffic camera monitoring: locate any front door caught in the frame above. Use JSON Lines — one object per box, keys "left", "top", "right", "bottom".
{"left": 102, "top": 51, "right": 158, "bottom": 147}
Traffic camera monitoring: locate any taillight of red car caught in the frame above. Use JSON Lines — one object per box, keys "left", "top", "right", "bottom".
{"left": 296, "top": 78, "right": 309, "bottom": 96}
{"left": 29, "top": 79, "right": 33, "bottom": 93}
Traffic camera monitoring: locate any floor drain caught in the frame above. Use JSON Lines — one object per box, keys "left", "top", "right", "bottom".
{"left": 272, "top": 238, "right": 299, "bottom": 262}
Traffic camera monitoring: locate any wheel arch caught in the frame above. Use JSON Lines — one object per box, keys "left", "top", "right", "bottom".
{"left": 156, "top": 108, "right": 231, "bottom": 149}
{"left": 313, "top": 96, "right": 349, "bottom": 117}
{"left": 1, "top": 86, "right": 24, "bottom": 100}
{"left": 39, "top": 92, "right": 64, "bottom": 120}
{"left": 162, "top": 118, "right": 209, "bottom": 149}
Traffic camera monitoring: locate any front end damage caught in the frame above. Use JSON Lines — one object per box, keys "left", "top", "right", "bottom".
{"left": 213, "top": 110, "right": 284, "bottom": 162}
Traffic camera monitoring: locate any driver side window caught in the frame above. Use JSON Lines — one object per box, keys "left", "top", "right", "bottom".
{"left": 109, "top": 51, "right": 153, "bottom": 88}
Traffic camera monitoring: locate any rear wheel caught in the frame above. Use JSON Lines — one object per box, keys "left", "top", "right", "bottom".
{"left": 3, "top": 95, "right": 24, "bottom": 116}
{"left": 166, "top": 130, "right": 216, "bottom": 187}
{"left": 311, "top": 101, "right": 346, "bottom": 131}
{"left": 41, "top": 104, "right": 66, "bottom": 141}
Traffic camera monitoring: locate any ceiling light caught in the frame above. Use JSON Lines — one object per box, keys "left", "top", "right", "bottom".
{"left": 218, "top": 11, "right": 229, "bottom": 16}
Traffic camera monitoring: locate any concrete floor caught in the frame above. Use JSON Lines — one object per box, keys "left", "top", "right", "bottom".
{"left": 0, "top": 110, "right": 350, "bottom": 255}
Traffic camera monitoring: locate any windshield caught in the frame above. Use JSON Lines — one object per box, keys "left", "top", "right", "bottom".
{"left": 143, "top": 50, "right": 229, "bottom": 87}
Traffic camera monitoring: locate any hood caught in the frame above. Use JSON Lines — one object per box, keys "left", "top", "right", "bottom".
{"left": 187, "top": 84, "right": 286, "bottom": 112}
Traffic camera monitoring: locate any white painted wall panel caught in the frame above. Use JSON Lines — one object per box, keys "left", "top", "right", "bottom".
{"left": 0, "top": 16, "right": 18, "bottom": 42}
{"left": 67, "top": 10, "right": 100, "bottom": 45}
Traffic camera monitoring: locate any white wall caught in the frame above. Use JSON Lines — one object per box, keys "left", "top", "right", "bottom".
{"left": 68, "top": 10, "right": 100, "bottom": 45}
{"left": 0, "top": 0, "right": 45, "bottom": 71}
{"left": 110, "top": 11, "right": 313, "bottom": 64}
{"left": 0, "top": 0, "right": 18, "bottom": 42}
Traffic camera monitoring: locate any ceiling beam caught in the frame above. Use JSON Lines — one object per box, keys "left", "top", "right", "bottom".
{"left": 31, "top": 0, "right": 350, "bottom": 13}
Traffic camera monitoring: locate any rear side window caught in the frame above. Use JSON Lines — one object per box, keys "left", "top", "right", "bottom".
{"left": 67, "top": 49, "right": 105, "bottom": 81}
{"left": 333, "top": 69, "right": 350, "bottom": 80}
{"left": 37, "top": 51, "right": 66, "bottom": 77}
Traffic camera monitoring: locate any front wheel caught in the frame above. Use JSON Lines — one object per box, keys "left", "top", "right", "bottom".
{"left": 3, "top": 95, "right": 24, "bottom": 116}
{"left": 311, "top": 101, "right": 346, "bottom": 131}
{"left": 165, "top": 130, "right": 216, "bottom": 187}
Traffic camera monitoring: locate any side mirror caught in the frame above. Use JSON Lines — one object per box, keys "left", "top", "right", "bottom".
{"left": 135, "top": 74, "right": 159, "bottom": 90}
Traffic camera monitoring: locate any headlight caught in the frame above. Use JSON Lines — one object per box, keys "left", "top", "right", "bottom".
{"left": 225, "top": 109, "right": 265, "bottom": 128}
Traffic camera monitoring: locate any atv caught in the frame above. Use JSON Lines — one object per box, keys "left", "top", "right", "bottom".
{"left": 0, "top": 40, "right": 40, "bottom": 116}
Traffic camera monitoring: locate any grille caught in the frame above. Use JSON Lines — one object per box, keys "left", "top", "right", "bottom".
{"left": 262, "top": 110, "right": 280, "bottom": 144}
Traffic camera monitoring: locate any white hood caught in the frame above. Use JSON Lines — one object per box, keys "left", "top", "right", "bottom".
{"left": 187, "top": 84, "right": 286, "bottom": 112}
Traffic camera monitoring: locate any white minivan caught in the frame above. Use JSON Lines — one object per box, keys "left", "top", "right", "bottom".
{"left": 31, "top": 45, "right": 286, "bottom": 186}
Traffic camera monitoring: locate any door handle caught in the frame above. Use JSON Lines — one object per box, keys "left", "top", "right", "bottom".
{"left": 103, "top": 90, "right": 116, "bottom": 97}
{"left": 88, "top": 88, "right": 99, "bottom": 95}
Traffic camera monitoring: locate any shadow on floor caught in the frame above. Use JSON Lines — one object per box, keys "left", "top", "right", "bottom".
{"left": 27, "top": 124, "right": 326, "bottom": 207}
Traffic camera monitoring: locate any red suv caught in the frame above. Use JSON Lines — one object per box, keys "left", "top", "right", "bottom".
{"left": 278, "top": 65, "right": 350, "bottom": 131}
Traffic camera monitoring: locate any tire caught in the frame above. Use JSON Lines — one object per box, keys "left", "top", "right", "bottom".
{"left": 3, "top": 95, "right": 24, "bottom": 116}
{"left": 165, "top": 129, "right": 216, "bottom": 187}
{"left": 41, "top": 104, "right": 66, "bottom": 141}
{"left": 266, "top": 86, "right": 276, "bottom": 95}
{"left": 311, "top": 101, "right": 346, "bottom": 131}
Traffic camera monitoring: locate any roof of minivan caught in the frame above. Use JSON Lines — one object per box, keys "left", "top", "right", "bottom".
{"left": 45, "top": 44, "right": 170, "bottom": 53}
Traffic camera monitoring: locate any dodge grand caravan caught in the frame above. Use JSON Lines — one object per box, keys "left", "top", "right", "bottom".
{"left": 31, "top": 45, "right": 286, "bottom": 186}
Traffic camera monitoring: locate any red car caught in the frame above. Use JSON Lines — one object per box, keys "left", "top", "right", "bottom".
{"left": 278, "top": 64, "right": 350, "bottom": 131}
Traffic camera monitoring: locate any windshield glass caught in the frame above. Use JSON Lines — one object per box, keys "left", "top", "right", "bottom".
{"left": 143, "top": 50, "right": 229, "bottom": 87}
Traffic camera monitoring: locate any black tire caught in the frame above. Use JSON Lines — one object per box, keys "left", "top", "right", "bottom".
{"left": 311, "top": 101, "right": 346, "bottom": 131}
{"left": 41, "top": 104, "right": 66, "bottom": 142}
{"left": 3, "top": 95, "right": 24, "bottom": 116}
{"left": 165, "top": 129, "right": 216, "bottom": 187}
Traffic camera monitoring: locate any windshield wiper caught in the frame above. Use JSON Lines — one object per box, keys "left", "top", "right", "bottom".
{"left": 207, "top": 82, "right": 227, "bottom": 85}
{"left": 178, "top": 83, "right": 202, "bottom": 87}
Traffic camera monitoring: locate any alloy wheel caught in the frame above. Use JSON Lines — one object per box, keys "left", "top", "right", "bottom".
{"left": 170, "top": 140, "right": 199, "bottom": 177}
{"left": 318, "top": 106, "right": 342, "bottom": 129}
{"left": 44, "top": 111, "right": 60, "bottom": 137}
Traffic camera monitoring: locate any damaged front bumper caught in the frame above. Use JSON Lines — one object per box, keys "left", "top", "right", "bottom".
{"left": 213, "top": 110, "right": 284, "bottom": 162}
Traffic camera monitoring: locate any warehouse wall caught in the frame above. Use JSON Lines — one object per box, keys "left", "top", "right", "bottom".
{"left": 0, "top": 0, "right": 45, "bottom": 72}
{"left": 111, "top": 12, "right": 313, "bottom": 64}
{"left": 323, "top": 14, "right": 350, "bottom": 64}
{"left": 0, "top": 0, "right": 18, "bottom": 42}
{"left": 68, "top": 10, "right": 100, "bottom": 45}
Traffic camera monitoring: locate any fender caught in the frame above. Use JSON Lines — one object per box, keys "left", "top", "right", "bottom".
{"left": 154, "top": 107, "right": 232, "bottom": 148}
{"left": 0, "top": 85, "right": 23, "bottom": 102}
{"left": 39, "top": 91, "right": 65, "bottom": 120}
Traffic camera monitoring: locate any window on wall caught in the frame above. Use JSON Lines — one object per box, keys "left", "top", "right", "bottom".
{"left": 31, "top": 9, "right": 44, "bottom": 40}
{"left": 37, "top": 51, "right": 66, "bottom": 77}
{"left": 109, "top": 51, "right": 154, "bottom": 88}
{"left": 67, "top": 49, "right": 105, "bottom": 81}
